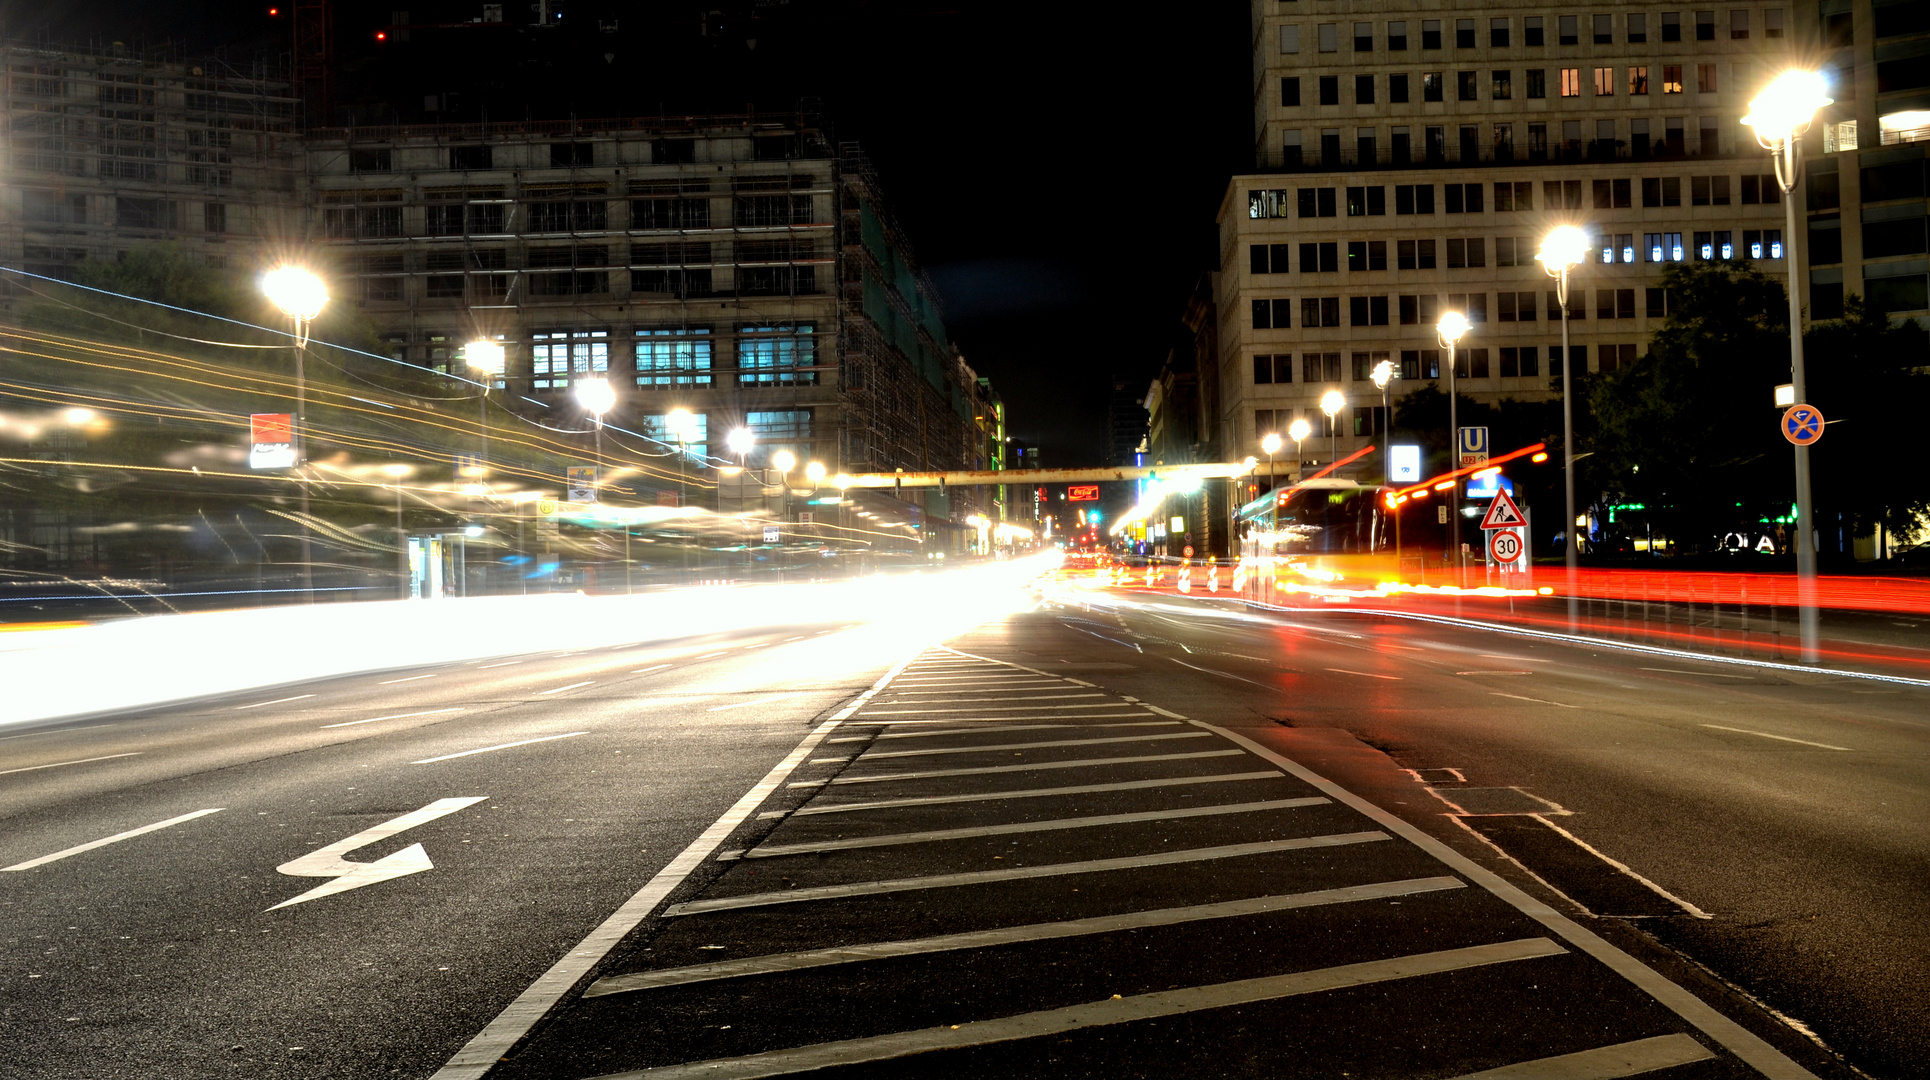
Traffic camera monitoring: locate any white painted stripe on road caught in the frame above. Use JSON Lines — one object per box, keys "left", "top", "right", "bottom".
{"left": 853, "top": 731, "right": 1212, "bottom": 761}
{"left": 427, "top": 656, "right": 917, "bottom": 1080}
{"left": 797, "top": 749, "right": 1247, "bottom": 787}
{"left": 664, "top": 831, "right": 1390, "bottom": 917}
{"left": 888, "top": 676, "right": 1063, "bottom": 685}
{"left": 881, "top": 687, "right": 1082, "bottom": 697}
{"left": 1170, "top": 656, "right": 1275, "bottom": 688}
{"left": 1640, "top": 667, "right": 1753, "bottom": 679}
{"left": 1491, "top": 692, "right": 1578, "bottom": 709}
{"left": 776, "top": 771, "right": 1285, "bottom": 818}
{"left": 1700, "top": 724, "right": 1852, "bottom": 751}
{"left": 322, "top": 708, "right": 462, "bottom": 729}
{"left": 537, "top": 681, "right": 595, "bottom": 695}
{"left": 708, "top": 692, "right": 807, "bottom": 712}
{"left": 0, "top": 752, "right": 141, "bottom": 777}
{"left": 858, "top": 711, "right": 1158, "bottom": 725}
{"left": 411, "top": 732, "right": 587, "bottom": 764}
{"left": 379, "top": 674, "right": 438, "bottom": 684}
{"left": 585, "top": 876, "right": 1464, "bottom": 996}
{"left": 720, "top": 797, "right": 1329, "bottom": 860}
{"left": 3, "top": 808, "right": 225, "bottom": 871}
{"left": 234, "top": 694, "right": 315, "bottom": 709}
{"left": 693, "top": 651, "right": 730, "bottom": 660}
{"left": 1447, "top": 1034, "right": 1716, "bottom": 1078}
{"left": 824, "top": 721, "right": 1181, "bottom": 744}
{"left": 1528, "top": 815, "right": 1713, "bottom": 920}
{"left": 479, "top": 660, "right": 523, "bottom": 669}
{"left": 599, "top": 939, "right": 1561, "bottom": 1079}
{"left": 632, "top": 664, "right": 672, "bottom": 675}
{"left": 855, "top": 699, "right": 1119, "bottom": 715}
{"left": 1326, "top": 667, "right": 1403, "bottom": 680}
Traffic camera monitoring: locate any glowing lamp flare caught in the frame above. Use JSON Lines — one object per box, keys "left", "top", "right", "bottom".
{"left": 1288, "top": 417, "right": 1312, "bottom": 442}
{"left": 1261, "top": 433, "right": 1283, "bottom": 455}
{"left": 262, "top": 266, "right": 328, "bottom": 322}
{"left": 1535, "top": 225, "right": 1593, "bottom": 271}
{"left": 575, "top": 377, "right": 617, "bottom": 417}
{"left": 1320, "top": 390, "right": 1346, "bottom": 418}
{"left": 1741, "top": 70, "right": 1833, "bottom": 140}
{"left": 465, "top": 340, "right": 507, "bottom": 377}
{"left": 805, "top": 461, "right": 827, "bottom": 483}
{"left": 772, "top": 450, "right": 796, "bottom": 473}
{"left": 726, "top": 427, "right": 755, "bottom": 456}
{"left": 1436, "top": 310, "right": 1471, "bottom": 344}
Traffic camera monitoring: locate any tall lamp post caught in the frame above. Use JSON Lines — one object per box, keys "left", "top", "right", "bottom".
{"left": 575, "top": 377, "right": 616, "bottom": 590}
{"left": 1260, "top": 432, "right": 1283, "bottom": 531}
{"left": 1320, "top": 390, "right": 1346, "bottom": 474}
{"left": 1287, "top": 417, "right": 1311, "bottom": 486}
{"left": 1743, "top": 69, "right": 1832, "bottom": 664}
{"left": 667, "top": 407, "right": 697, "bottom": 579}
{"left": 1536, "top": 225, "right": 1591, "bottom": 629}
{"left": 465, "top": 339, "right": 505, "bottom": 596}
{"left": 261, "top": 265, "right": 327, "bottom": 602}
{"left": 1436, "top": 310, "right": 1471, "bottom": 583}
{"left": 1372, "top": 358, "right": 1401, "bottom": 567}
{"left": 772, "top": 449, "right": 796, "bottom": 580}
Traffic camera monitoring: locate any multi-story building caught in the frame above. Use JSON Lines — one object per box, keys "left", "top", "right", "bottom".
{"left": 1218, "top": 1, "right": 1799, "bottom": 479}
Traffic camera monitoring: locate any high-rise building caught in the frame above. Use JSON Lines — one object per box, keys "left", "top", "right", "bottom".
{"left": 1218, "top": 2, "right": 1797, "bottom": 477}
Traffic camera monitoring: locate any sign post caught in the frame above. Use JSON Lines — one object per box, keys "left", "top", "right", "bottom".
{"left": 1479, "top": 487, "right": 1529, "bottom": 580}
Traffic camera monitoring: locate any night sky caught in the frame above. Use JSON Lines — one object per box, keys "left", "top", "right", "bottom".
{"left": 18, "top": 0, "right": 1251, "bottom": 465}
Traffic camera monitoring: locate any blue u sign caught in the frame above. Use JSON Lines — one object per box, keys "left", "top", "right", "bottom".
{"left": 1457, "top": 426, "right": 1490, "bottom": 456}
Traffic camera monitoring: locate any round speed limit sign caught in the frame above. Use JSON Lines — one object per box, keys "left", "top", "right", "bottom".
{"left": 1488, "top": 529, "right": 1523, "bottom": 564}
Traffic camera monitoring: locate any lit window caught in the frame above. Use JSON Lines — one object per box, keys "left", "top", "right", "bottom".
{"left": 635, "top": 327, "right": 713, "bottom": 387}
{"left": 532, "top": 329, "right": 608, "bottom": 390}
{"left": 737, "top": 324, "right": 818, "bottom": 386}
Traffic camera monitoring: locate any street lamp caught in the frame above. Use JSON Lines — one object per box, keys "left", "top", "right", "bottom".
{"left": 1287, "top": 417, "right": 1311, "bottom": 482}
{"left": 1436, "top": 310, "right": 1471, "bottom": 583}
{"left": 1537, "top": 224, "right": 1591, "bottom": 627}
{"left": 382, "top": 463, "right": 412, "bottom": 599}
{"left": 1370, "top": 360, "right": 1399, "bottom": 487}
{"left": 726, "top": 426, "right": 754, "bottom": 462}
{"left": 261, "top": 265, "right": 327, "bottom": 603}
{"left": 465, "top": 338, "right": 506, "bottom": 467}
{"left": 1320, "top": 389, "right": 1346, "bottom": 475}
{"left": 1743, "top": 68, "right": 1832, "bottom": 665}
{"left": 1260, "top": 431, "right": 1283, "bottom": 530}
{"left": 575, "top": 377, "right": 616, "bottom": 501}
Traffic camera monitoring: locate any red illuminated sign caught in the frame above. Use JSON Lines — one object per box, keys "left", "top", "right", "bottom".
{"left": 1068, "top": 485, "right": 1099, "bottom": 502}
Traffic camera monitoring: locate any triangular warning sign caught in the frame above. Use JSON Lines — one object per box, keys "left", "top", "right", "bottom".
{"left": 1480, "top": 486, "right": 1526, "bottom": 530}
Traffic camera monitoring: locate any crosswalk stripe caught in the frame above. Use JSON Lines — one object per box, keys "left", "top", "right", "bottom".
{"left": 775, "top": 771, "right": 1286, "bottom": 818}
{"left": 661, "top": 832, "right": 1390, "bottom": 917}
{"left": 822, "top": 721, "right": 1180, "bottom": 744}
{"left": 1445, "top": 1034, "right": 1716, "bottom": 1078}
{"left": 848, "top": 712, "right": 1158, "bottom": 725}
{"left": 584, "top": 876, "right": 1464, "bottom": 997}
{"left": 857, "top": 696, "right": 1108, "bottom": 713}
{"left": 852, "top": 731, "right": 1213, "bottom": 761}
{"left": 589, "top": 938, "right": 1565, "bottom": 1079}
{"left": 793, "top": 749, "right": 1247, "bottom": 787}
{"left": 718, "top": 796, "right": 1329, "bottom": 860}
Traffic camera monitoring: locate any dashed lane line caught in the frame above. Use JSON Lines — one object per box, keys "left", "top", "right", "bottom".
{"left": 1326, "top": 667, "right": 1404, "bottom": 681}
{"left": 0, "top": 752, "right": 141, "bottom": 777}
{"left": 322, "top": 708, "right": 463, "bottom": 729}
{"left": 693, "top": 651, "right": 731, "bottom": 660}
{"left": 583, "top": 876, "right": 1464, "bottom": 996}
{"left": 848, "top": 711, "right": 1159, "bottom": 725}
{"left": 632, "top": 664, "right": 673, "bottom": 675}
{"left": 479, "top": 660, "right": 524, "bottom": 669}
{"left": 823, "top": 721, "right": 1181, "bottom": 743}
{"left": 790, "top": 749, "right": 1248, "bottom": 788}
{"left": 661, "top": 832, "right": 1391, "bottom": 917}
{"left": 410, "top": 732, "right": 587, "bottom": 764}
{"left": 879, "top": 687, "right": 1096, "bottom": 698}
{"left": 537, "top": 681, "right": 596, "bottom": 695}
{"left": 590, "top": 939, "right": 1563, "bottom": 1079}
{"left": 716, "top": 797, "right": 1330, "bottom": 861}
{"left": 1491, "top": 692, "right": 1579, "bottom": 709}
{"left": 1699, "top": 725, "right": 1853, "bottom": 752}
{"left": 847, "top": 731, "right": 1213, "bottom": 762}
{"left": 234, "top": 694, "right": 315, "bottom": 709}
{"left": 767, "top": 771, "right": 1286, "bottom": 819}
{"left": 3, "top": 808, "right": 226, "bottom": 871}
{"left": 1639, "top": 667, "right": 1754, "bottom": 680}
{"left": 709, "top": 692, "right": 809, "bottom": 712}
{"left": 854, "top": 699, "right": 1121, "bottom": 715}
{"left": 1447, "top": 1034, "right": 1716, "bottom": 1079}
{"left": 378, "top": 673, "right": 438, "bottom": 684}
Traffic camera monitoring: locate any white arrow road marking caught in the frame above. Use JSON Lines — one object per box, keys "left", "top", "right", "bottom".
{"left": 268, "top": 796, "right": 486, "bottom": 911}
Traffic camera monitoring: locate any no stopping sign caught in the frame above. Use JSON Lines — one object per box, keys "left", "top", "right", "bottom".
{"left": 1488, "top": 528, "right": 1523, "bottom": 564}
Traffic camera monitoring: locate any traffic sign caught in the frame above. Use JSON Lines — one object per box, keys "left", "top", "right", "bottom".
{"left": 1182, "top": 545, "right": 1195, "bottom": 558}
{"left": 1488, "top": 528, "right": 1523, "bottom": 563}
{"left": 762, "top": 525, "right": 780, "bottom": 543}
{"left": 1480, "top": 487, "right": 1526, "bottom": 530}
{"left": 1457, "top": 426, "right": 1490, "bottom": 468}
{"left": 1781, "top": 404, "right": 1824, "bottom": 446}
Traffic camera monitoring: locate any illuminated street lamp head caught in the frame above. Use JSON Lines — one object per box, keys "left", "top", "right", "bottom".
{"left": 1535, "top": 225, "right": 1593, "bottom": 272}
{"left": 574, "top": 376, "right": 616, "bottom": 418}
{"left": 1371, "top": 359, "right": 1398, "bottom": 389}
{"left": 1261, "top": 432, "right": 1283, "bottom": 455}
{"left": 805, "top": 461, "right": 827, "bottom": 483}
{"left": 1436, "top": 310, "right": 1471, "bottom": 345}
{"left": 726, "top": 427, "right": 754, "bottom": 456}
{"left": 666, "top": 407, "right": 695, "bottom": 441}
{"left": 1742, "top": 69, "right": 1833, "bottom": 144}
{"left": 261, "top": 265, "right": 327, "bottom": 322}
{"left": 1288, "top": 417, "right": 1312, "bottom": 443}
{"left": 1320, "top": 389, "right": 1346, "bottom": 419}
{"left": 772, "top": 449, "right": 796, "bottom": 474}
{"left": 465, "top": 339, "right": 506, "bottom": 378}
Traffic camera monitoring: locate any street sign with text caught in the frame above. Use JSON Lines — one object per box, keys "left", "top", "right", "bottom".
{"left": 1457, "top": 426, "right": 1490, "bottom": 468}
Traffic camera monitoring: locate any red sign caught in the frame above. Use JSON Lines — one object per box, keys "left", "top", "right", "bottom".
{"left": 1479, "top": 487, "right": 1526, "bottom": 530}
{"left": 251, "top": 413, "right": 292, "bottom": 443}
{"left": 1068, "top": 484, "right": 1099, "bottom": 502}
{"left": 249, "top": 413, "right": 295, "bottom": 469}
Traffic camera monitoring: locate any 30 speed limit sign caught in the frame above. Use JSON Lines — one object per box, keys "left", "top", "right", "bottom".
{"left": 1488, "top": 528, "right": 1523, "bottom": 564}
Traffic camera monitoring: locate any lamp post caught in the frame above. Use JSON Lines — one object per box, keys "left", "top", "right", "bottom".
{"left": 261, "top": 265, "right": 327, "bottom": 602}
{"left": 1260, "top": 432, "right": 1283, "bottom": 532}
{"left": 1320, "top": 390, "right": 1346, "bottom": 475}
{"left": 383, "top": 463, "right": 412, "bottom": 599}
{"left": 1536, "top": 225, "right": 1591, "bottom": 629}
{"left": 1372, "top": 359, "right": 1401, "bottom": 568}
{"left": 726, "top": 427, "right": 754, "bottom": 571}
{"left": 772, "top": 449, "right": 796, "bottom": 580}
{"left": 575, "top": 377, "right": 616, "bottom": 591}
{"left": 465, "top": 339, "right": 505, "bottom": 596}
{"left": 1436, "top": 310, "right": 1471, "bottom": 584}
{"left": 667, "top": 407, "right": 697, "bottom": 579}
{"left": 1743, "top": 69, "right": 1832, "bottom": 665}
{"left": 1287, "top": 417, "right": 1311, "bottom": 485}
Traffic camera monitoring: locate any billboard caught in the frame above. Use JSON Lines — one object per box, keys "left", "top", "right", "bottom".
{"left": 249, "top": 413, "right": 296, "bottom": 469}
{"left": 1067, "top": 484, "right": 1100, "bottom": 501}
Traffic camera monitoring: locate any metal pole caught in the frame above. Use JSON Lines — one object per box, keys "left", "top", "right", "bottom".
{"left": 1775, "top": 135, "right": 1820, "bottom": 663}
{"left": 1558, "top": 264, "right": 1578, "bottom": 632}
{"left": 594, "top": 416, "right": 606, "bottom": 592}
{"left": 395, "top": 481, "right": 407, "bottom": 599}
{"left": 1447, "top": 339, "right": 1460, "bottom": 585}
{"left": 293, "top": 321, "right": 314, "bottom": 602}
{"left": 1266, "top": 451, "right": 1275, "bottom": 531}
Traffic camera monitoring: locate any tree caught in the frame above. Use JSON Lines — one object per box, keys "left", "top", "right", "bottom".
{"left": 1587, "top": 260, "right": 1790, "bottom": 544}
{"left": 1805, "top": 295, "right": 1930, "bottom": 543}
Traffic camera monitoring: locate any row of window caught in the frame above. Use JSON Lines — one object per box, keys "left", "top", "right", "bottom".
{"left": 1248, "top": 286, "right": 1694, "bottom": 333}
{"left": 1269, "top": 116, "right": 1735, "bottom": 167}
{"left": 400, "top": 325, "right": 818, "bottom": 390}
{"left": 1248, "top": 229, "right": 1783, "bottom": 275}
{"left": 1275, "top": 12, "right": 1778, "bottom": 55}
{"left": 356, "top": 266, "right": 821, "bottom": 303}
{"left": 1251, "top": 343, "right": 1641, "bottom": 405}
{"left": 322, "top": 195, "right": 818, "bottom": 239}
{"left": 343, "top": 136, "right": 814, "bottom": 174}
{"left": 1281, "top": 62, "right": 1744, "bottom": 108}
{"left": 1252, "top": 177, "right": 1779, "bottom": 220}
{"left": 1810, "top": 217, "right": 1930, "bottom": 263}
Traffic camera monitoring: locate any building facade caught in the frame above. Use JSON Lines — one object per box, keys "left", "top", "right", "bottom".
{"left": 1219, "top": 1, "right": 1801, "bottom": 479}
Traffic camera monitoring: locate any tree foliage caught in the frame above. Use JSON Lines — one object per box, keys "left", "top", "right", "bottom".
{"left": 1805, "top": 295, "right": 1930, "bottom": 539}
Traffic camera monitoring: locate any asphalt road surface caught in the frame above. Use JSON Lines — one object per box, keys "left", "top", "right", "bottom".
{"left": 3, "top": 585, "right": 1921, "bottom": 1079}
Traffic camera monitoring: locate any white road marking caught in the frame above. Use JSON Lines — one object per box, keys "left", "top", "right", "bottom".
{"left": 1326, "top": 667, "right": 1403, "bottom": 680}
{"left": 1699, "top": 724, "right": 1852, "bottom": 752}
{"left": 1170, "top": 657, "right": 1274, "bottom": 688}
{"left": 1524, "top": 816, "right": 1711, "bottom": 920}
{"left": 411, "top": 732, "right": 587, "bottom": 764}
{"left": 322, "top": 708, "right": 463, "bottom": 729}
{"left": 479, "top": 660, "right": 523, "bottom": 669}
{"left": 1640, "top": 667, "right": 1753, "bottom": 679}
{"left": 427, "top": 658, "right": 916, "bottom": 1080}
{"left": 3, "top": 808, "right": 225, "bottom": 872}
{"left": 887, "top": 676, "right": 1063, "bottom": 686}
{"left": 632, "top": 664, "right": 673, "bottom": 675}
{"left": 797, "top": 748, "right": 1247, "bottom": 787}
{"left": 1457, "top": 670, "right": 1533, "bottom": 676}
{"left": 863, "top": 711, "right": 1157, "bottom": 724}
{"left": 0, "top": 725, "right": 109, "bottom": 743}
{"left": 882, "top": 686, "right": 1078, "bottom": 697}
{"left": 783, "top": 637, "right": 804, "bottom": 642}
{"left": 664, "top": 832, "right": 1390, "bottom": 917}
{"left": 586, "top": 876, "right": 1462, "bottom": 996}
{"left": 617, "top": 939, "right": 1561, "bottom": 1078}
{"left": 379, "top": 674, "right": 438, "bottom": 684}
{"left": 855, "top": 698, "right": 1115, "bottom": 715}
{"left": 1480, "top": 654, "right": 1550, "bottom": 663}
{"left": 853, "top": 731, "right": 1213, "bottom": 761}
{"left": 825, "top": 721, "right": 1181, "bottom": 743}
{"left": 234, "top": 694, "right": 315, "bottom": 709}
{"left": 721, "top": 797, "right": 1329, "bottom": 860}
{"left": 0, "top": 753, "right": 141, "bottom": 777}
{"left": 1447, "top": 1034, "right": 1715, "bottom": 1079}
{"left": 777, "top": 771, "right": 1285, "bottom": 818}
{"left": 1491, "top": 692, "right": 1579, "bottom": 709}
{"left": 693, "top": 651, "right": 730, "bottom": 660}
{"left": 536, "top": 681, "right": 595, "bottom": 695}
{"left": 708, "top": 692, "right": 807, "bottom": 712}
{"left": 268, "top": 796, "right": 486, "bottom": 910}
